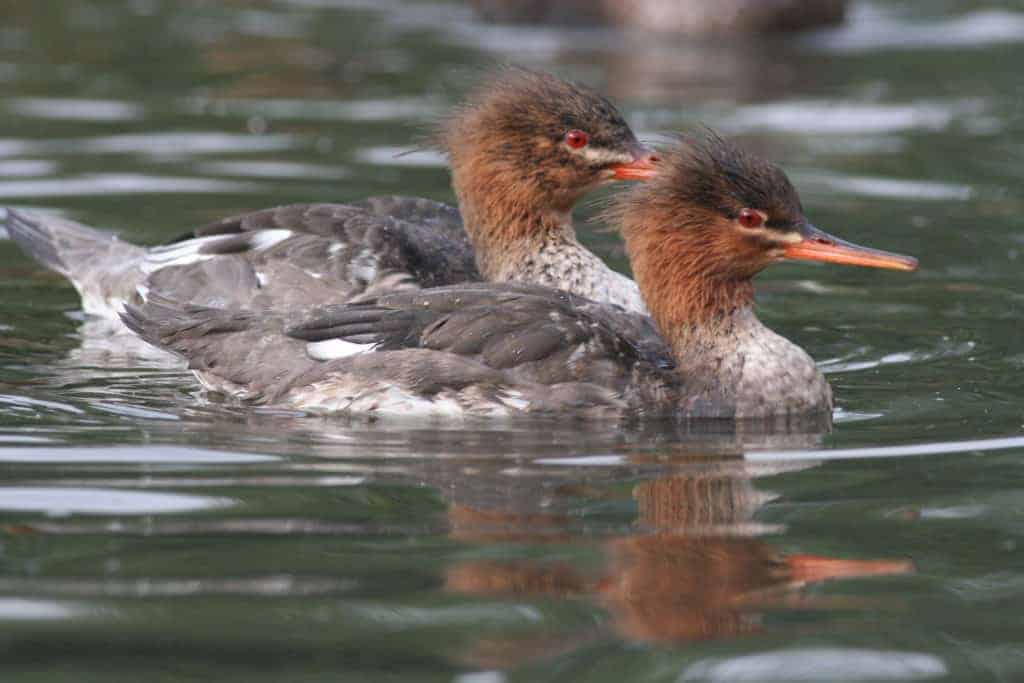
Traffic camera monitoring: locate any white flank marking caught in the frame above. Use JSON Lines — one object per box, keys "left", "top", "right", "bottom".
{"left": 306, "top": 339, "right": 379, "bottom": 361}
{"left": 247, "top": 229, "right": 292, "bottom": 250}
{"left": 285, "top": 381, "right": 518, "bottom": 419}
{"left": 499, "top": 391, "right": 530, "bottom": 411}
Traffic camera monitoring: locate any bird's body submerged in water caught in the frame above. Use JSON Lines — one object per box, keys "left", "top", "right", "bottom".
{"left": 120, "top": 131, "right": 917, "bottom": 421}
{"left": 6, "top": 69, "right": 657, "bottom": 326}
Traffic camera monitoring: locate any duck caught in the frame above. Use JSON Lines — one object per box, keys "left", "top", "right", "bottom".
{"left": 5, "top": 69, "right": 658, "bottom": 326}
{"left": 469, "top": 0, "right": 847, "bottom": 35}
{"left": 119, "top": 130, "right": 917, "bottom": 420}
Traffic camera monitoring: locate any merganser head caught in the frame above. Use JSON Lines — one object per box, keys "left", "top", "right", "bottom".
{"left": 614, "top": 130, "right": 917, "bottom": 326}
{"left": 439, "top": 68, "right": 658, "bottom": 214}
{"left": 630, "top": 130, "right": 917, "bottom": 278}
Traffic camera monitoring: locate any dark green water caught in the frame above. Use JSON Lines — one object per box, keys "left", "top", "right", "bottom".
{"left": 1, "top": 1, "right": 1023, "bottom": 680}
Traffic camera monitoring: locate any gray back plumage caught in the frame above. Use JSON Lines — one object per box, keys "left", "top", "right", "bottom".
{"left": 121, "top": 284, "right": 682, "bottom": 417}
{"left": 149, "top": 200, "right": 479, "bottom": 311}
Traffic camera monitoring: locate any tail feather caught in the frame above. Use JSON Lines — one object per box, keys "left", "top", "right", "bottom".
{"left": 5, "top": 208, "right": 147, "bottom": 319}
{"left": 5, "top": 209, "right": 102, "bottom": 277}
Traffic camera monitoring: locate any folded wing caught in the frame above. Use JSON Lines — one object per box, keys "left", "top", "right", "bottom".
{"left": 121, "top": 285, "right": 679, "bottom": 417}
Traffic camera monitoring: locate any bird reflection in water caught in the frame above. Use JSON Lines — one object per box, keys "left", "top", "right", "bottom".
{"left": 442, "top": 449, "right": 912, "bottom": 662}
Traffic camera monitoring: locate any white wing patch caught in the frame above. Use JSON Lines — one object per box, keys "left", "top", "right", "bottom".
{"left": 141, "top": 234, "right": 231, "bottom": 274}
{"left": 306, "top": 338, "right": 379, "bottom": 361}
{"left": 245, "top": 229, "right": 293, "bottom": 251}
{"left": 349, "top": 247, "right": 379, "bottom": 284}
{"left": 141, "top": 230, "right": 294, "bottom": 275}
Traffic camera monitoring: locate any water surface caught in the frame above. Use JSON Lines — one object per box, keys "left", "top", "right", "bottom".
{"left": 1, "top": 1, "right": 1023, "bottom": 680}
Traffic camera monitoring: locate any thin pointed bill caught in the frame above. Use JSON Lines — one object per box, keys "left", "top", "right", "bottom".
{"left": 785, "top": 553, "right": 915, "bottom": 585}
{"left": 784, "top": 223, "right": 918, "bottom": 272}
{"left": 609, "top": 142, "right": 660, "bottom": 181}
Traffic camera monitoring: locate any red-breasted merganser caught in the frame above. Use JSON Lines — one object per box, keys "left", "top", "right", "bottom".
{"left": 120, "top": 131, "right": 917, "bottom": 420}
{"left": 5, "top": 69, "right": 657, "bottom": 324}
{"left": 470, "top": 0, "right": 847, "bottom": 35}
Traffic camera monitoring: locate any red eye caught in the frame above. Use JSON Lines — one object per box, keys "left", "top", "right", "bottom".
{"left": 564, "top": 130, "right": 589, "bottom": 149}
{"left": 738, "top": 208, "right": 765, "bottom": 229}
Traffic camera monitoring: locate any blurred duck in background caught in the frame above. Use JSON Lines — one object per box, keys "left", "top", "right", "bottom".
{"left": 470, "top": 0, "right": 846, "bottom": 35}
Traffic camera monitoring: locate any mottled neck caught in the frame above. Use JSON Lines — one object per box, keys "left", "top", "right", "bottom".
{"left": 666, "top": 305, "right": 766, "bottom": 377}
{"left": 497, "top": 231, "right": 647, "bottom": 311}
{"left": 454, "top": 179, "right": 648, "bottom": 311}
{"left": 671, "top": 305, "right": 831, "bottom": 417}
{"left": 456, "top": 185, "right": 577, "bottom": 281}
{"left": 625, "top": 228, "right": 830, "bottom": 417}
{"left": 447, "top": 147, "right": 586, "bottom": 277}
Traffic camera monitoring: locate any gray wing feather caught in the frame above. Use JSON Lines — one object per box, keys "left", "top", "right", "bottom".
{"left": 286, "top": 284, "right": 657, "bottom": 385}
{"left": 146, "top": 202, "right": 479, "bottom": 310}
{"left": 8, "top": 199, "right": 479, "bottom": 321}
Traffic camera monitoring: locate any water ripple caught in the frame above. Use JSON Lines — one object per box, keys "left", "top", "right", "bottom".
{"left": 0, "top": 159, "right": 57, "bottom": 177}
{"left": 0, "top": 132, "right": 299, "bottom": 159}
{"left": 355, "top": 146, "right": 445, "bottom": 167}
{"left": 184, "top": 96, "right": 443, "bottom": 122}
{"left": 749, "top": 435, "right": 1024, "bottom": 463}
{"left": 0, "top": 446, "right": 277, "bottom": 464}
{"left": 795, "top": 171, "right": 974, "bottom": 201}
{"left": 87, "top": 402, "right": 180, "bottom": 421}
{"left": 0, "top": 486, "right": 233, "bottom": 515}
{"left": 348, "top": 603, "right": 544, "bottom": 627}
{"left": 820, "top": 340, "right": 976, "bottom": 374}
{"left": 723, "top": 99, "right": 983, "bottom": 135}
{"left": 810, "top": 7, "right": 1024, "bottom": 53}
{"left": 0, "top": 174, "right": 262, "bottom": 198}
{"left": 0, "top": 394, "right": 84, "bottom": 416}
{"left": 0, "top": 598, "right": 94, "bottom": 621}
{"left": 0, "top": 575, "right": 356, "bottom": 598}
{"left": 196, "top": 160, "right": 351, "bottom": 180}
{"left": 681, "top": 647, "right": 947, "bottom": 681}
{"left": 6, "top": 98, "right": 144, "bottom": 122}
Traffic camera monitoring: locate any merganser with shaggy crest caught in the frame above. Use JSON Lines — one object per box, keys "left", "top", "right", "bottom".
{"left": 6, "top": 69, "right": 657, "bottom": 325}
{"left": 120, "top": 131, "right": 917, "bottom": 420}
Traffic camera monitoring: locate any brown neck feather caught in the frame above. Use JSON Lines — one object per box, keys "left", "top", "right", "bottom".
{"left": 623, "top": 211, "right": 756, "bottom": 351}
{"left": 449, "top": 157, "right": 576, "bottom": 279}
